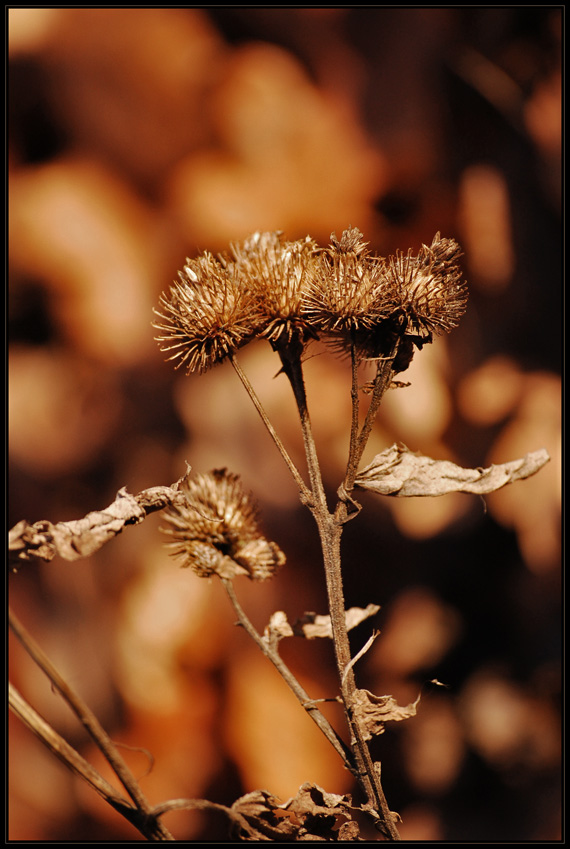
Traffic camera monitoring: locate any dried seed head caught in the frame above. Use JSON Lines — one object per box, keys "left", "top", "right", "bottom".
{"left": 154, "top": 229, "right": 467, "bottom": 376}
{"left": 231, "top": 231, "right": 319, "bottom": 344}
{"left": 162, "top": 469, "right": 285, "bottom": 581}
{"left": 153, "top": 252, "right": 259, "bottom": 374}
{"left": 329, "top": 227, "right": 371, "bottom": 256}
{"left": 303, "top": 229, "right": 397, "bottom": 353}
{"left": 385, "top": 233, "right": 468, "bottom": 339}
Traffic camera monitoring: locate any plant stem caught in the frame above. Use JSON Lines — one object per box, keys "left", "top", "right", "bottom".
{"left": 9, "top": 683, "right": 135, "bottom": 813}
{"left": 221, "top": 579, "right": 356, "bottom": 773}
{"left": 339, "top": 344, "right": 399, "bottom": 506}
{"left": 9, "top": 607, "right": 174, "bottom": 842}
{"left": 314, "top": 513, "right": 400, "bottom": 840}
{"left": 348, "top": 340, "right": 361, "bottom": 472}
{"left": 229, "top": 353, "right": 313, "bottom": 505}
{"left": 277, "top": 342, "right": 401, "bottom": 839}
{"left": 274, "top": 339, "right": 328, "bottom": 511}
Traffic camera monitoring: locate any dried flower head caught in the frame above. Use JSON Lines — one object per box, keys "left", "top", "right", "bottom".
{"left": 302, "top": 228, "right": 397, "bottom": 355}
{"left": 162, "top": 468, "right": 285, "bottom": 581}
{"left": 231, "top": 231, "right": 319, "bottom": 345}
{"left": 329, "top": 226, "right": 371, "bottom": 256}
{"left": 385, "top": 233, "right": 468, "bottom": 339}
{"left": 155, "top": 228, "right": 467, "bottom": 376}
{"left": 153, "top": 253, "right": 259, "bottom": 374}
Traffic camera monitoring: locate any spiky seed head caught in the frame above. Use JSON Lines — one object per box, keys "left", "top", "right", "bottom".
{"left": 162, "top": 469, "right": 285, "bottom": 581}
{"left": 302, "top": 228, "right": 398, "bottom": 353}
{"left": 231, "top": 231, "right": 319, "bottom": 344}
{"left": 153, "top": 253, "right": 259, "bottom": 374}
{"left": 385, "top": 233, "right": 468, "bottom": 338}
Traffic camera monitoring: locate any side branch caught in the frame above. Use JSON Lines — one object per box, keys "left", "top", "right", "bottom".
{"left": 229, "top": 352, "right": 313, "bottom": 504}
{"left": 9, "top": 608, "right": 175, "bottom": 842}
{"left": 9, "top": 684, "right": 138, "bottom": 818}
{"left": 221, "top": 579, "right": 356, "bottom": 774}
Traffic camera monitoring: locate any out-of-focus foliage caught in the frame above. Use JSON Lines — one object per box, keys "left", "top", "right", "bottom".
{"left": 8, "top": 8, "right": 561, "bottom": 841}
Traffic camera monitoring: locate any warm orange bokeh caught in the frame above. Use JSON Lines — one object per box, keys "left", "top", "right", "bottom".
{"left": 9, "top": 8, "right": 561, "bottom": 842}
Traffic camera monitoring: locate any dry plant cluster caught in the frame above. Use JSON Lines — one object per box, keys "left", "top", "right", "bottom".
{"left": 10, "top": 227, "right": 551, "bottom": 841}
{"left": 9, "top": 7, "right": 561, "bottom": 843}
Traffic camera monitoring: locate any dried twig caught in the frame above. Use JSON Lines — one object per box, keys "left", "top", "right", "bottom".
{"left": 221, "top": 579, "right": 355, "bottom": 772}
{"left": 9, "top": 683, "right": 135, "bottom": 813}
{"left": 8, "top": 608, "right": 175, "bottom": 842}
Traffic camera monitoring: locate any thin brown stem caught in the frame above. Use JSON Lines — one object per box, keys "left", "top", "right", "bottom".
{"left": 340, "top": 343, "right": 399, "bottom": 506}
{"left": 275, "top": 340, "right": 328, "bottom": 511}
{"left": 9, "top": 607, "right": 174, "bottom": 842}
{"left": 229, "top": 353, "right": 313, "bottom": 504}
{"left": 274, "top": 343, "right": 400, "bottom": 838}
{"left": 232, "top": 341, "right": 401, "bottom": 838}
{"left": 221, "top": 578, "right": 356, "bottom": 774}
{"left": 348, "top": 340, "right": 361, "bottom": 471}
{"left": 9, "top": 683, "right": 133, "bottom": 812}
{"left": 8, "top": 684, "right": 173, "bottom": 840}
{"left": 314, "top": 515, "right": 401, "bottom": 840}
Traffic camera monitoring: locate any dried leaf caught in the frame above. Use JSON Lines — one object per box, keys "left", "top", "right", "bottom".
{"left": 9, "top": 477, "right": 190, "bottom": 564}
{"left": 293, "top": 605, "right": 380, "bottom": 639}
{"left": 230, "top": 789, "right": 293, "bottom": 841}
{"left": 352, "top": 689, "right": 421, "bottom": 740}
{"left": 355, "top": 443, "right": 550, "bottom": 497}
{"left": 263, "top": 610, "right": 294, "bottom": 643}
{"left": 345, "top": 604, "right": 381, "bottom": 630}
{"left": 230, "top": 783, "right": 359, "bottom": 842}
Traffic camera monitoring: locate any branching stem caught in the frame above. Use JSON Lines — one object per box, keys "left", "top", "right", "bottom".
{"left": 8, "top": 607, "right": 174, "bottom": 842}
{"left": 269, "top": 340, "right": 401, "bottom": 840}
{"left": 221, "top": 579, "right": 355, "bottom": 772}
{"left": 229, "top": 353, "right": 313, "bottom": 504}
{"left": 340, "top": 342, "right": 399, "bottom": 503}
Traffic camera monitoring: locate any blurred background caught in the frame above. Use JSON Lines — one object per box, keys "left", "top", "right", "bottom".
{"left": 8, "top": 8, "right": 561, "bottom": 841}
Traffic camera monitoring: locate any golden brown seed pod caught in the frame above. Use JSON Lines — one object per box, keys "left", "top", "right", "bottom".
{"left": 153, "top": 252, "right": 259, "bottom": 374}
{"left": 162, "top": 469, "right": 285, "bottom": 582}
{"left": 302, "top": 228, "right": 397, "bottom": 346}
{"left": 231, "top": 231, "right": 319, "bottom": 344}
{"left": 329, "top": 226, "right": 371, "bottom": 256}
{"left": 385, "top": 233, "right": 468, "bottom": 339}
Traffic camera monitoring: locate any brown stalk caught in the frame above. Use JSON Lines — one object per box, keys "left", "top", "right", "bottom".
{"left": 8, "top": 607, "right": 175, "bottom": 842}
{"left": 272, "top": 342, "right": 401, "bottom": 840}
{"left": 221, "top": 578, "right": 355, "bottom": 772}
{"left": 229, "top": 352, "right": 313, "bottom": 506}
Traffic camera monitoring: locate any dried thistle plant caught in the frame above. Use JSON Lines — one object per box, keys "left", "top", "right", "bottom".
{"left": 9, "top": 227, "right": 549, "bottom": 842}
{"left": 149, "top": 228, "right": 546, "bottom": 841}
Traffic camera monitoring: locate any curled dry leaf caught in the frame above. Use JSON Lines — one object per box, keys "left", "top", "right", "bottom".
{"left": 264, "top": 607, "right": 379, "bottom": 646}
{"left": 355, "top": 443, "right": 550, "bottom": 497}
{"left": 8, "top": 477, "right": 190, "bottom": 564}
{"left": 352, "top": 689, "right": 422, "bottom": 741}
{"left": 292, "top": 604, "right": 381, "bottom": 639}
{"left": 230, "top": 783, "right": 359, "bottom": 842}
{"left": 263, "top": 610, "right": 294, "bottom": 643}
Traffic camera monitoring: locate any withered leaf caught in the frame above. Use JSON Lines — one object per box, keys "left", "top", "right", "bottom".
{"left": 355, "top": 443, "right": 549, "bottom": 497}
{"left": 293, "top": 604, "right": 380, "bottom": 639}
{"left": 230, "top": 783, "right": 359, "bottom": 842}
{"left": 263, "top": 610, "right": 294, "bottom": 643}
{"left": 352, "top": 689, "right": 421, "bottom": 740}
{"left": 230, "top": 789, "right": 294, "bottom": 841}
{"left": 9, "top": 477, "right": 190, "bottom": 564}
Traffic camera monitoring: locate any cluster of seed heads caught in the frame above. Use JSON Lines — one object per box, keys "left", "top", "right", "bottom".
{"left": 154, "top": 227, "right": 468, "bottom": 375}
{"left": 156, "top": 228, "right": 468, "bottom": 580}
